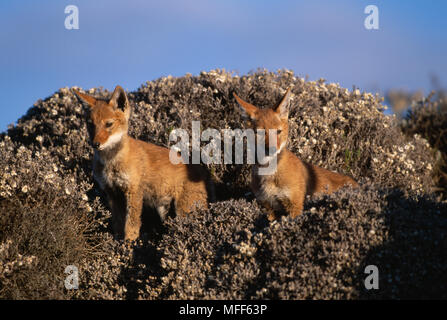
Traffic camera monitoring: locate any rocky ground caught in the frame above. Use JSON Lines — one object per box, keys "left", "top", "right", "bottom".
{"left": 0, "top": 69, "right": 446, "bottom": 299}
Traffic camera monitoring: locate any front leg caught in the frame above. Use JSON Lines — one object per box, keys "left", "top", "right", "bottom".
{"left": 259, "top": 200, "right": 278, "bottom": 221}
{"left": 278, "top": 193, "right": 304, "bottom": 219}
{"left": 157, "top": 205, "right": 168, "bottom": 222}
{"left": 124, "top": 188, "right": 143, "bottom": 241}
{"left": 105, "top": 189, "right": 126, "bottom": 240}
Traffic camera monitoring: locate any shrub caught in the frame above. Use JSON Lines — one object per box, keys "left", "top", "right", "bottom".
{"left": 401, "top": 91, "right": 447, "bottom": 199}
{"left": 0, "top": 136, "right": 109, "bottom": 299}
{"left": 0, "top": 69, "right": 444, "bottom": 299}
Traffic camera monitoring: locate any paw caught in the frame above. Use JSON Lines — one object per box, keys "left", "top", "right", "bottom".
{"left": 267, "top": 211, "right": 277, "bottom": 221}
{"left": 124, "top": 229, "right": 139, "bottom": 242}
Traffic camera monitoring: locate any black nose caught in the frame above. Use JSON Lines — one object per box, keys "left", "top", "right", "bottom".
{"left": 93, "top": 142, "right": 100, "bottom": 149}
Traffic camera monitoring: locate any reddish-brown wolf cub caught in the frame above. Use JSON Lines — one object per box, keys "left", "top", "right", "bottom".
{"left": 73, "top": 86, "right": 214, "bottom": 240}
{"left": 233, "top": 88, "right": 358, "bottom": 221}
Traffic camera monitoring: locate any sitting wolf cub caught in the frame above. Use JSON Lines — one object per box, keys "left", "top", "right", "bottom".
{"left": 74, "top": 86, "right": 214, "bottom": 240}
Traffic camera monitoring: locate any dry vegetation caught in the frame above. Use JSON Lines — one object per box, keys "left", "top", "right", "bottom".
{"left": 0, "top": 69, "right": 446, "bottom": 299}
{"left": 399, "top": 91, "right": 447, "bottom": 199}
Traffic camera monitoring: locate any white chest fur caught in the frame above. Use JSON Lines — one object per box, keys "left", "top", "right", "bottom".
{"left": 93, "top": 153, "right": 129, "bottom": 191}
{"left": 253, "top": 169, "right": 290, "bottom": 209}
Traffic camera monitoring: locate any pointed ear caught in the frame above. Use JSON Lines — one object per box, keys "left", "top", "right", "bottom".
{"left": 109, "top": 85, "right": 129, "bottom": 112}
{"left": 72, "top": 89, "right": 97, "bottom": 108}
{"left": 275, "top": 87, "right": 292, "bottom": 119}
{"left": 233, "top": 92, "right": 258, "bottom": 120}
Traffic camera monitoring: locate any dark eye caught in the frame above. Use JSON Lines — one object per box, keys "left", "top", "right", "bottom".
{"left": 277, "top": 129, "right": 282, "bottom": 135}
{"left": 105, "top": 120, "right": 114, "bottom": 128}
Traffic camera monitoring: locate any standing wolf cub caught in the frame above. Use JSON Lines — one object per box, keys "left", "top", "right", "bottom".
{"left": 73, "top": 86, "right": 213, "bottom": 241}
{"left": 233, "top": 88, "right": 358, "bottom": 221}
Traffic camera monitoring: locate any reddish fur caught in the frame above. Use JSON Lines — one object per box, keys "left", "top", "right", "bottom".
{"left": 73, "top": 86, "right": 213, "bottom": 240}
{"left": 234, "top": 88, "right": 358, "bottom": 221}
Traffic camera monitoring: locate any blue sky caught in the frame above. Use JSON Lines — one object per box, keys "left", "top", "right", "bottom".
{"left": 0, "top": 0, "right": 446, "bottom": 131}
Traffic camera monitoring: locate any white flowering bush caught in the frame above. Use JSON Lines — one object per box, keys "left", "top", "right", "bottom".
{"left": 0, "top": 70, "right": 444, "bottom": 299}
